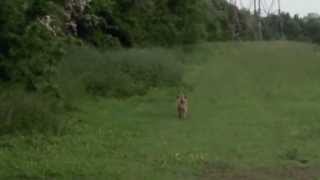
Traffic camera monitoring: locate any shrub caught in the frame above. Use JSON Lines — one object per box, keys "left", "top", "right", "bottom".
{"left": 57, "top": 46, "right": 184, "bottom": 99}
{"left": 85, "top": 70, "right": 145, "bottom": 97}
{"left": 0, "top": 87, "right": 65, "bottom": 135}
{"left": 0, "top": 0, "right": 64, "bottom": 91}
{"left": 109, "top": 48, "right": 184, "bottom": 87}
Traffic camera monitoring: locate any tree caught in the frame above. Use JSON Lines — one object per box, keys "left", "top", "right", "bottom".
{"left": 0, "top": 0, "right": 63, "bottom": 92}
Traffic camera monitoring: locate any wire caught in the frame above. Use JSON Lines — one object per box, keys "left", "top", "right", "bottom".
{"left": 239, "top": 0, "right": 254, "bottom": 11}
{"left": 261, "top": 0, "right": 277, "bottom": 15}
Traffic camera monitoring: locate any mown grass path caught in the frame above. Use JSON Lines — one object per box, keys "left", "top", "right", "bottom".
{"left": 1, "top": 42, "right": 320, "bottom": 179}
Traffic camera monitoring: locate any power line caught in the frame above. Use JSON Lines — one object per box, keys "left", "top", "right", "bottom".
{"left": 237, "top": 0, "right": 280, "bottom": 40}
{"left": 261, "top": 0, "right": 276, "bottom": 15}
{"left": 228, "top": 0, "right": 281, "bottom": 40}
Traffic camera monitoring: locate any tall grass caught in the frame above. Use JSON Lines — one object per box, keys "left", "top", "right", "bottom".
{"left": 0, "top": 46, "right": 187, "bottom": 135}
{"left": 0, "top": 87, "right": 65, "bottom": 135}
{"left": 57, "top": 46, "right": 185, "bottom": 100}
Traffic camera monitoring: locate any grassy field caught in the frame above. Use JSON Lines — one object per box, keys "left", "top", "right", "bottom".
{"left": 1, "top": 42, "right": 320, "bottom": 179}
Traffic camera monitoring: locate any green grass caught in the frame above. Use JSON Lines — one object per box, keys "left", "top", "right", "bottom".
{"left": 1, "top": 41, "right": 320, "bottom": 179}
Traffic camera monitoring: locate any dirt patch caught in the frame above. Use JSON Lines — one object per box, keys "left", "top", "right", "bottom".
{"left": 201, "top": 163, "right": 320, "bottom": 180}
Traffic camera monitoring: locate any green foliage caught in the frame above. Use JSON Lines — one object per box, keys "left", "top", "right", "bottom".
{"left": 111, "top": 49, "right": 184, "bottom": 87}
{"left": 26, "top": 0, "right": 52, "bottom": 19}
{"left": 12, "top": 23, "right": 63, "bottom": 92}
{"left": 206, "top": 0, "right": 230, "bottom": 41}
{"left": 262, "top": 13, "right": 320, "bottom": 43}
{"left": 0, "top": 0, "right": 64, "bottom": 92}
{"left": 57, "top": 47, "right": 184, "bottom": 99}
{"left": 2, "top": 0, "right": 320, "bottom": 137}
{"left": 0, "top": 87, "right": 65, "bottom": 135}
{"left": 282, "top": 14, "right": 303, "bottom": 40}
{"left": 87, "top": 0, "right": 208, "bottom": 46}
{"left": 304, "top": 17, "right": 320, "bottom": 44}
{"left": 0, "top": 0, "right": 26, "bottom": 58}
{"left": 0, "top": 0, "right": 64, "bottom": 135}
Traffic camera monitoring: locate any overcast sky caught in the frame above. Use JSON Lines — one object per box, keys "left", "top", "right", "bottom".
{"left": 239, "top": 0, "right": 320, "bottom": 16}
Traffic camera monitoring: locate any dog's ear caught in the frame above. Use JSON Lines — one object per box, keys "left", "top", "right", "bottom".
{"left": 184, "top": 95, "right": 187, "bottom": 99}
{"left": 177, "top": 96, "right": 180, "bottom": 99}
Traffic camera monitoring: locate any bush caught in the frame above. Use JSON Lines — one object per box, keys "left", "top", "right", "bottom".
{"left": 109, "top": 49, "right": 184, "bottom": 87}
{"left": 57, "top": 46, "right": 184, "bottom": 99}
{"left": 0, "top": 87, "right": 65, "bottom": 135}
{"left": 0, "top": 0, "right": 64, "bottom": 91}
{"left": 85, "top": 70, "right": 144, "bottom": 97}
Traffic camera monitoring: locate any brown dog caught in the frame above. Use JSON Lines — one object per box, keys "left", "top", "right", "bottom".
{"left": 177, "top": 94, "right": 188, "bottom": 119}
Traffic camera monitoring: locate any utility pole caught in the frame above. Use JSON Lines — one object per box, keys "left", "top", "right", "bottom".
{"left": 253, "top": 0, "right": 259, "bottom": 40}
{"left": 253, "top": 0, "right": 257, "bottom": 16}
{"left": 257, "top": 0, "right": 263, "bottom": 40}
{"left": 277, "top": 0, "right": 281, "bottom": 15}
{"left": 233, "top": 0, "right": 280, "bottom": 40}
{"left": 258, "top": 0, "right": 261, "bottom": 16}
{"left": 278, "top": 0, "right": 283, "bottom": 38}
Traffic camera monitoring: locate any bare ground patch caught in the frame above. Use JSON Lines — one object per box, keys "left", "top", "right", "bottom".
{"left": 201, "top": 163, "right": 320, "bottom": 180}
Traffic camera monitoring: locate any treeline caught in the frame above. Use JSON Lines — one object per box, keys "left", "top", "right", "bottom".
{"left": 262, "top": 13, "right": 320, "bottom": 43}
{"left": 1, "top": 1, "right": 320, "bottom": 67}
{"left": 1, "top": 0, "right": 320, "bottom": 135}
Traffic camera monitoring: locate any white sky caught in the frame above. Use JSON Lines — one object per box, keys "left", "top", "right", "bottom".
{"left": 238, "top": 0, "right": 320, "bottom": 16}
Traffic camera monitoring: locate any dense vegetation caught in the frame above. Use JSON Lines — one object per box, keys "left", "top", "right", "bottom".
{"left": 1, "top": 0, "right": 320, "bottom": 134}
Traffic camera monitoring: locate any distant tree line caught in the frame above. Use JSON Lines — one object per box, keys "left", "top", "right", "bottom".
{"left": 262, "top": 13, "right": 320, "bottom": 43}
{"left": 1, "top": 0, "right": 320, "bottom": 91}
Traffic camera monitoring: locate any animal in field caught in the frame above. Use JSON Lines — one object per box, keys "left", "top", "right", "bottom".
{"left": 176, "top": 94, "right": 188, "bottom": 119}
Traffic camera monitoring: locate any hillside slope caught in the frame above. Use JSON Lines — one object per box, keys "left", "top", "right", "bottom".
{"left": 1, "top": 42, "right": 320, "bottom": 179}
